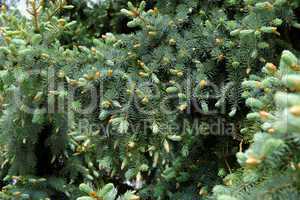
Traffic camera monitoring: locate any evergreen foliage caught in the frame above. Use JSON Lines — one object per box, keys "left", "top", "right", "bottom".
{"left": 213, "top": 50, "right": 300, "bottom": 200}
{"left": 0, "top": 0, "right": 299, "bottom": 199}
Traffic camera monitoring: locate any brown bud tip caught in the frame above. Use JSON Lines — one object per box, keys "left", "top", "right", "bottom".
{"left": 89, "top": 191, "right": 98, "bottom": 198}
{"left": 95, "top": 71, "right": 101, "bottom": 78}
{"left": 289, "top": 106, "right": 300, "bottom": 116}
{"left": 268, "top": 128, "right": 275, "bottom": 134}
{"left": 259, "top": 111, "right": 269, "bottom": 119}
{"left": 291, "top": 64, "right": 300, "bottom": 71}
{"left": 246, "top": 156, "right": 261, "bottom": 166}
{"left": 218, "top": 54, "right": 225, "bottom": 61}
{"left": 199, "top": 80, "right": 207, "bottom": 89}
{"left": 266, "top": 63, "right": 277, "bottom": 72}
{"left": 107, "top": 69, "right": 113, "bottom": 77}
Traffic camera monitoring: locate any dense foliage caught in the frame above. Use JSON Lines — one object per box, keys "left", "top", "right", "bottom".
{"left": 0, "top": 0, "right": 299, "bottom": 199}
{"left": 212, "top": 50, "right": 300, "bottom": 200}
